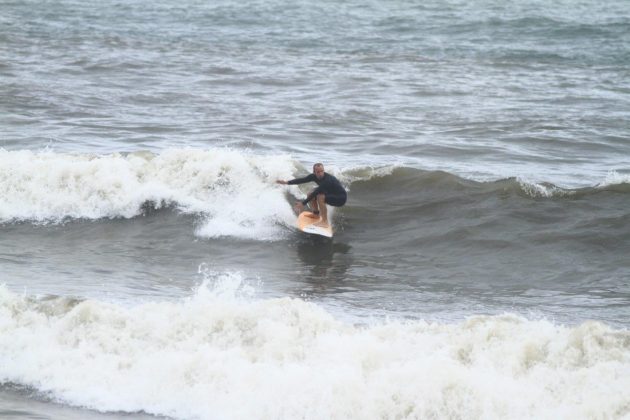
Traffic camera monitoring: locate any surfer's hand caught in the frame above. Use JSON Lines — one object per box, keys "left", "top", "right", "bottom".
{"left": 276, "top": 180, "right": 287, "bottom": 185}
{"left": 294, "top": 202, "right": 304, "bottom": 213}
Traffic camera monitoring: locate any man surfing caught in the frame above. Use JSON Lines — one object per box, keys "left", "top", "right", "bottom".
{"left": 276, "top": 163, "right": 347, "bottom": 228}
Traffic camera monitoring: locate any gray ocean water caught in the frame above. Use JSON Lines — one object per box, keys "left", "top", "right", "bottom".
{"left": 1, "top": 0, "right": 630, "bottom": 419}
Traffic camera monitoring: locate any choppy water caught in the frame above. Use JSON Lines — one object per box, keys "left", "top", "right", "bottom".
{"left": 1, "top": 0, "right": 630, "bottom": 419}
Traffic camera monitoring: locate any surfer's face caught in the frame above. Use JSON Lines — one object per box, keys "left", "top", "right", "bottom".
{"left": 314, "top": 165, "right": 325, "bottom": 179}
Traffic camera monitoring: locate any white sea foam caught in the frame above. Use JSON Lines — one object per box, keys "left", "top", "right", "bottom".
{"left": 0, "top": 148, "right": 305, "bottom": 240}
{"left": 0, "top": 280, "right": 628, "bottom": 420}
{"left": 339, "top": 164, "right": 403, "bottom": 185}
{"left": 517, "top": 170, "right": 630, "bottom": 197}
{"left": 598, "top": 170, "right": 630, "bottom": 187}
{"left": 515, "top": 176, "right": 571, "bottom": 198}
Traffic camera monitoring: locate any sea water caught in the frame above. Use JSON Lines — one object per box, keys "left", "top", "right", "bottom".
{"left": 1, "top": 0, "right": 630, "bottom": 418}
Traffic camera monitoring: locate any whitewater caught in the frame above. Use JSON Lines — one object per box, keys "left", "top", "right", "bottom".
{"left": 2, "top": 278, "right": 629, "bottom": 420}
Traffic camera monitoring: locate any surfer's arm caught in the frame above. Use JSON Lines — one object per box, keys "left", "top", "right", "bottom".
{"left": 276, "top": 174, "right": 315, "bottom": 185}
{"left": 287, "top": 173, "right": 316, "bottom": 185}
{"left": 277, "top": 173, "right": 318, "bottom": 206}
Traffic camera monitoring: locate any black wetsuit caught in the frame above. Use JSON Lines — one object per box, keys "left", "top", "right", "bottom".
{"left": 288, "top": 173, "right": 347, "bottom": 207}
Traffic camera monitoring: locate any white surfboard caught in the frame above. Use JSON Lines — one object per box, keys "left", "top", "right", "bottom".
{"left": 297, "top": 211, "right": 333, "bottom": 238}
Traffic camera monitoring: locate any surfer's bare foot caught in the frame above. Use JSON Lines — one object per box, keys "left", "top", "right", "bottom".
{"left": 306, "top": 212, "right": 320, "bottom": 219}
{"left": 314, "top": 220, "right": 329, "bottom": 228}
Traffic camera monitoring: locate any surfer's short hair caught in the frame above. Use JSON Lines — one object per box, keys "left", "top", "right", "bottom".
{"left": 313, "top": 163, "right": 324, "bottom": 171}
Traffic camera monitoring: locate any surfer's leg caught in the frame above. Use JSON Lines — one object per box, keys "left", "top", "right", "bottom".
{"left": 306, "top": 189, "right": 320, "bottom": 218}
{"left": 305, "top": 197, "right": 319, "bottom": 218}
{"left": 314, "top": 194, "right": 329, "bottom": 227}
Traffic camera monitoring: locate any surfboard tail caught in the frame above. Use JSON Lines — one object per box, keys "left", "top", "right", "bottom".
{"left": 297, "top": 211, "right": 333, "bottom": 238}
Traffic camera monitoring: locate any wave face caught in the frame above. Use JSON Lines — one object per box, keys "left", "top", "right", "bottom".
{"left": 343, "top": 166, "right": 630, "bottom": 239}
{"left": 343, "top": 165, "right": 630, "bottom": 200}
{"left": 1, "top": 280, "right": 629, "bottom": 420}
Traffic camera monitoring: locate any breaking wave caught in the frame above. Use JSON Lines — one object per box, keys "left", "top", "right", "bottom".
{"left": 0, "top": 279, "right": 629, "bottom": 420}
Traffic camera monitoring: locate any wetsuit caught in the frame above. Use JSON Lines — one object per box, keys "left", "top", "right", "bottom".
{"left": 288, "top": 173, "right": 347, "bottom": 207}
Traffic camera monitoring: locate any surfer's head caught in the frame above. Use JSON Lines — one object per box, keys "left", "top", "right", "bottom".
{"left": 313, "top": 163, "right": 325, "bottom": 179}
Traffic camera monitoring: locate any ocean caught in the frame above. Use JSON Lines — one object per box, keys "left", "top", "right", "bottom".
{"left": 1, "top": 0, "right": 630, "bottom": 418}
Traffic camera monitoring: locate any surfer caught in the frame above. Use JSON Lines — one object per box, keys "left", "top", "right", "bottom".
{"left": 276, "top": 163, "right": 347, "bottom": 228}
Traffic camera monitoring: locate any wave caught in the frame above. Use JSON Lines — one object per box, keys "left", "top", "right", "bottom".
{"left": 343, "top": 166, "right": 630, "bottom": 199}
{"left": 1, "top": 149, "right": 628, "bottom": 239}
{"left": 0, "top": 279, "right": 629, "bottom": 420}
{"left": 341, "top": 166, "right": 630, "bottom": 249}
{"left": 0, "top": 148, "right": 301, "bottom": 240}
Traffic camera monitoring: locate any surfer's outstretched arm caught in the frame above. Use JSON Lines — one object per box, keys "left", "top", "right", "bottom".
{"left": 276, "top": 174, "right": 317, "bottom": 185}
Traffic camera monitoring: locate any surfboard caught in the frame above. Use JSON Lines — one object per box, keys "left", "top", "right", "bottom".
{"left": 297, "top": 211, "right": 333, "bottom": 238}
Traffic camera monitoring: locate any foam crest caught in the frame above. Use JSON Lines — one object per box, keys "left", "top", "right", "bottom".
{"left": 515, "top": 177, "right": 571, "bottom": 198}
{"left": 599, "top": 170, "right": 630, "bottom": 187}
{"left": 337, "top": 164, "right": 402, "bottom": 185}
{"left": 0, "top": 148, "right": 298, "bottom": 239}
{"left": 1, "top": 283, "right": 629, "bottom": 419}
